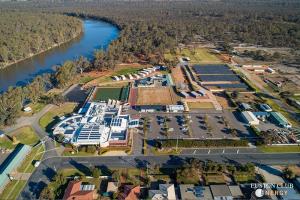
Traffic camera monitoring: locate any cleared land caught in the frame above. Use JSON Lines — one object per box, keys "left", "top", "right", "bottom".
{"left": 171, "top": 67, "right": 186, "bottom": 84}
{"left": 165, "top": 47, "right": 221, "bottom": 64}
{"left": 91, "top": 87, "right": 129, "bottom": 102}
{"left": 136, "top": 87, "right": 179, "bottom": 105}
{"left": 187, "top": 102, "right": 215, "bottom": 109}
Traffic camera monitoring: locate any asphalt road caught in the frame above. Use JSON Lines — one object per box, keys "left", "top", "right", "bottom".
{"left": 18, "top": 153, "right": 300, "bottom": 199}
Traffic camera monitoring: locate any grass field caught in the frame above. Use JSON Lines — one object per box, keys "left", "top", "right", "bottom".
{"left": 39, "top": 103, "right": 77, "bottom": 132}
{"left": 187, "top": 102, "right": 215, "bottom": 109}
{"left": 21, "top": 102, "right": 46, "bottom": 116}
{"left": 92, "top": 86, "right": 129, "bottom": 102}
{"left": 233, "top": 172, "right": 256, "bottom": 183}
{"left": 0, "top": 180, "right": 27, "bottom": 200}
{"left": 165, "top": 48, "right": 221, "bottom": 64}
{"left": 112, "top": 67, "right": 142, "bottom": 76}
{"left": 204, "top": 174, "right": 225, "bottom": 184}
{"left": 259, "top": 145, "right": 300, "bottom": 153}
{"left": 0, "top": 126, "right": 39, "bottom": 149}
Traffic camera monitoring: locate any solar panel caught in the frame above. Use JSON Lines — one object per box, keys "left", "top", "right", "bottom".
{"left": 193, "top": 64, "right": 233, "bottom": 75}
{"left": 199, "top": 75, "right": 241, "bottom": 82}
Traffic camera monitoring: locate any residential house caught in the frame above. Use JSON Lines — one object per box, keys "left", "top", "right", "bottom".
{"left": 149, "top": 184, "right": 177, "bottom": 200}
{"left": 63, "top": 180, "right": 97, "bottom": 200}
{"left": 210, "top": 185, "right": 233, "bottom": 200}
{"left": 179, "top": 185, "right": 213, "bottom": 200}
{"left": 118, "top": 184, "right": 140, "bottom": 200}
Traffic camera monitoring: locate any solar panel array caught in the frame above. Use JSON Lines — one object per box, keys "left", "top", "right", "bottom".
{"left": 199, "top": 75, "right": 241, "bottom": 82}
{"left": 193, "top": 64, "right": 234, "bottom": 75}
{"left": 77, "top": 125, "right": 102, "bottom": 140}
{"left": 204, "top": 83, "right": 249, "bottom": 89}
{"left": 111, "top": 118, "right": 122, "bottom": 127}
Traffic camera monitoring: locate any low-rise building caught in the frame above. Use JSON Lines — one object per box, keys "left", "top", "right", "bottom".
{"left": 228, "top": 186, "right": 244, "bottom": 199}
{"left": 269, "top": 112, "right": 292, "bottom": 128}
{"left": 0, "top": 144, "right": 31, "bottom": 192}
{"left": 166, "top": 105, "right": 185, "bottom": 112}
{"left": 241, "top": 111, "right": 260, "bottom": 125}
{"left": 63, "top": 180, "right": 97, "bottom": 200}
{"left": 179, "top": 185, "right": 213, "bottom": 200}
{"left": 210, "top": 185, "right": 233, "bottom": 200}
{"left": 260, "top": 104, "right": 272, "bottom": 112}
{"left": 240, "top": 103, "right": 252, "bottom": 111}
{"left": 149, "top": 184, "right": 176, "bottom": 200}
{"left": 53, "top": 102, "right": 139, "bottom": 147}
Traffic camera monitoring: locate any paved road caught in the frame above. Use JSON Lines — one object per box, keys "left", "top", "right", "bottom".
{"left": 18, "top": 153, "right": 300, "bottom": 199}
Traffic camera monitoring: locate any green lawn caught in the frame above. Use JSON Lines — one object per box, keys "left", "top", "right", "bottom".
{"left": 18, "top": 144, "right": 45, "bottom": 173}
{"left": 233, "top": 172, "right": 256, "bottom": 183}
{"left": 0, "top": 126, "right": 39, "bottom": 149}
{"left": 39, "top": 103, "right": 77, "bottom": 132}
{"left": 0, "top": 180, "right": 27, "bottom": 200}
{"left": 259, "top": 145, "right": 300, "bottom": 153}
{"left": 78, "top": 75, "right": 95, "bottom": 84}
{"left": 92, "top": 87, "right": 129, "bottom": 102}
{"left": 112, "top": 67, "right": 143, "bottom": 76}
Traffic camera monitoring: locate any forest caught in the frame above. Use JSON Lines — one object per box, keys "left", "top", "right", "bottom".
{"left": 0, "top": 0, "right": 300, "bottom": 126}
{"left": 0, "top": 12, "right": 82, "bottom": 68}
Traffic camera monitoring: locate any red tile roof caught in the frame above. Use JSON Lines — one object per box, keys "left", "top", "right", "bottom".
{"left": 63, "top": 180, "right": 95, "bottom": 200}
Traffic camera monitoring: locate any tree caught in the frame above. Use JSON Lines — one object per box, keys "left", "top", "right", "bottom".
{"left": 75, "top": 56, "right": 90, "bottom": 74}
{"left": 91, "top": 167, "right": 100, "bottom": 178}
{"left": 283, "top": 167, "right": 295, "bottom": 179}
{"left": 40, "top": 187, "right": 55, "bottom": 200}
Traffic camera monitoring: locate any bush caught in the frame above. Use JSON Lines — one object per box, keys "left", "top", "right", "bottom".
{"left": 86, "top": 145, "right": 97, "bottom": 153}
{"left": 154, "top": 139, "right": 248, "bottom": 148}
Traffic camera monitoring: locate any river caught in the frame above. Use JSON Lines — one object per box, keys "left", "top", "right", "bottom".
{"left": 0, "top": 19, "right": 120, "bottom": 93}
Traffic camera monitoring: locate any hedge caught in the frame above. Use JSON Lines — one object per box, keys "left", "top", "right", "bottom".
{"left": 154, "top": 139, "right": 248, "bottom": 148}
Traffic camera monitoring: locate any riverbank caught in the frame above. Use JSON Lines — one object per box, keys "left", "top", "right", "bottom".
{"left": 0, "top": 29, "right": 83, "bottom": 70}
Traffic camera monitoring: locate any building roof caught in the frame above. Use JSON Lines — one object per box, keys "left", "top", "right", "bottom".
{"left": 228, "top": 186, "right": 244, "bottom": 198}
{"left": 210, "top": 185, "right": 232, "bottom": 198}
{"left": 241, "top": 111, "right": 259, "bottom": 124}
{"left": 179, "top": 185, "right": 213, "bottom": 200}
{"left": 149, "top": 184, "right": 176, "bottom": 200}
{"left": 0, "top": 144, "right": 31, "bottom": 191}
{"left": 260, "top": 104, "right": 272, "bottom": 112}
{"left": 107, "top": 182, "right": 118, "bottom": 193}
{"left": 240, "top": 103, "right": 251, "bottom": 110}
{"left": 118, "top": 184, "right": 140, "bottom": 200}
{"left": 63, "top": 180, "right": 95, "bottom": 200}
{"left": 270, "top": 112, "right": 291, "bottom": 127}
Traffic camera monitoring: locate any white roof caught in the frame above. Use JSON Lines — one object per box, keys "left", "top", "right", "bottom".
{"left": 242, "top": 111, "right": 259, "bottom": 123}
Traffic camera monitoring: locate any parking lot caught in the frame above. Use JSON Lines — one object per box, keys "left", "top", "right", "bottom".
{"left": 140, "top": 111, "right": 253, "bottom": 140}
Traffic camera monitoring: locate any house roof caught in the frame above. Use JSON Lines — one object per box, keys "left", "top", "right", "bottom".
{"left": 149, "top": 184, "right": 176, "bottom": 200}
{"left": 210, "top": 185, "right": 232, "bottom": 198}
{"left": 179, "top": 185, "right": 213, "bottom": 200}
{"left": 107, "top": 182, "right": 118, "bottom": 193}
{"left": 118, "top": 184, "right": 140, "bottom": 200}
{"left": 63, "top": 180, "right": 95, "bottom": 200}
{"left": 228, "top": 186, "right": 244, "bottom": 198}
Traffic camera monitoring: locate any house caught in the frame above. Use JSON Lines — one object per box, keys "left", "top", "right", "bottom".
{"left": 62, "top": 180, "right": 97, "bottom": 200}
{"left": 228, "top": 186, "right": 244, "bottom": 199}
{"left": 118, "top": 184, "right": 140, "bottom": 200}
{"left": 149, "top": 184, "right": 176, "bottom": 200}
{"left": 106, "top": 181, "right": 118, "bottom": 195}
{"left": 179, "top": 185, "right": 213, "bottom": 200}
{"left": 241, "top": 111, "right": 260, "bottom": 125}
{"left": 259, "top": 104, "right": 272, "bottom": 112}
{"left": 210, "top": 185, "right": 233, "bottom": 200}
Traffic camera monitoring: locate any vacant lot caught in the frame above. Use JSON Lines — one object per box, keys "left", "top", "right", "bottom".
{"left": 171, "top": 67, "right": 186, "bottom": 84}
{"left": 187, "top": 102, "right": 215, "bottom": 109}
{"left": 136, "top": 87, "right": 179, "bottom": 105}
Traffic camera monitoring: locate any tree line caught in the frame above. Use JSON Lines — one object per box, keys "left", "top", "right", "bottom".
{"left": 0, "top": 11, "right": 82, "bottom": 68}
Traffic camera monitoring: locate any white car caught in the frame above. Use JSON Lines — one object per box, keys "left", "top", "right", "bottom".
{"left": 34, "top": 161, "right": 41, "bottom": 167}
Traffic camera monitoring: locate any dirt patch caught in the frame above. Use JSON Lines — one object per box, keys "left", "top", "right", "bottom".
{"left": 187, "top": 102, "right": 214, "bottom": 109}
{"left": 171, "top": 67, "right": 186, "bottom": 84}
{"left": 136, "top": 87, "right": 179, "bottom": 105}
{"left": 214, "top": 92, "right": 234, "bottom": 109}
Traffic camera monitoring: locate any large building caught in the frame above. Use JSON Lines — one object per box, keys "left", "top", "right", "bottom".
{"left": 0, "top": 144, "right": 31, "bottom": 192}
{"left": 53, "top": 102, "right": 139, "bottom": 147}
{"left": 241, "top": 111, "right": 260, "bottom": 125}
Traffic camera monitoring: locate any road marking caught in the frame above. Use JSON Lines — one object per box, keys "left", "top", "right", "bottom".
{"left": 237, "top": 149, "right": 239, "bottom": 154}
{"left": 222, "top": 149, "right": 225, "bottom": 154}
{"left": 208, "top": 149, "right": 210, "bottom": 154}
{"left": 193, "top": 150, "right": 197, "bottom": 154}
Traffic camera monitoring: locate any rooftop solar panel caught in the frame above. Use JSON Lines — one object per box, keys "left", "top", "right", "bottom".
{"left": 193, "top": 64, "right": 233, "bottom": 75}
{"left": 199, "top": 75, "right": 241, "bottom": 82}
{"left": 204, "top": 83, "right": 248, "bottom": 89}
